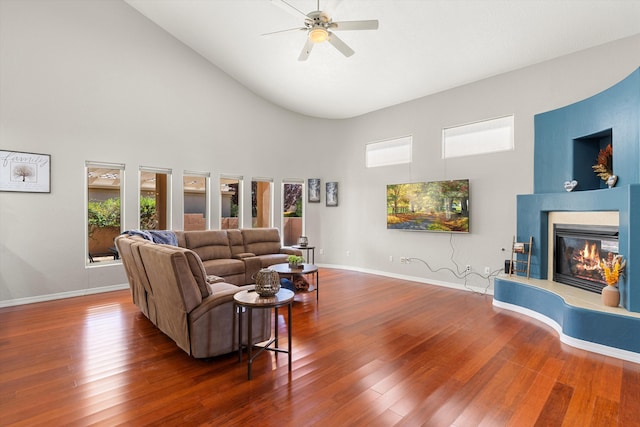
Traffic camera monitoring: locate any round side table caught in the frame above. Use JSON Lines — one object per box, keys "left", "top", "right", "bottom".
{"left": 234, "top": 288, "right": 294, "bottom": 380}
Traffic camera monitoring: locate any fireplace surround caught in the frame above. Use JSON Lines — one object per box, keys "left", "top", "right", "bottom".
{"left": 493, "top": 69, "right": 640, "bottom": 362}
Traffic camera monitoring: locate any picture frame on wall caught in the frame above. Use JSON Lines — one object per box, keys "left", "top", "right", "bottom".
{"left": 0, "top": 150, "right": 51, "bottom": 193}
{"left": 308, "top": 178, "right": 320, "bottom": 203}
{"left": 326, "top": 181, "right": 338, "bottom": 207}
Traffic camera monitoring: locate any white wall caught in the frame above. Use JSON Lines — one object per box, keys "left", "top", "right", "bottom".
{"left": 1, "top": 0, "right": 639, "bottom": 304}
{"left": 0, "top": 0, "right": 336, "bottom": 303}
{"left": 304, "top": 34, "right": 640, "bottom": 291}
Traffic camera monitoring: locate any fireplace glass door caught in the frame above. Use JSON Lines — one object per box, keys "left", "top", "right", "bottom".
{"left": 554, "top": 224, "right": 619, "bottom": 293}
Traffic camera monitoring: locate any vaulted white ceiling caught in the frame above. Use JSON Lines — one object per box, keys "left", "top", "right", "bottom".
{"left": 125, "top": 0, "right": 640, "bottom": 119}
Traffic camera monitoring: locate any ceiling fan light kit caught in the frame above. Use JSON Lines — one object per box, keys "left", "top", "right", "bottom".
{"left": 309, "top": 27, "right": 328, "bottom": 43}
{"left": 267, "top": 0, "right": 379, "bottom": 60}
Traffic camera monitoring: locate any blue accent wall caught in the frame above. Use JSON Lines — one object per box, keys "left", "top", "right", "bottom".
{"left": 518, "top": 69, "right": 640, "bottom": 312}
{"left": 534, "top": 68, "right": 640, "bottom": 194}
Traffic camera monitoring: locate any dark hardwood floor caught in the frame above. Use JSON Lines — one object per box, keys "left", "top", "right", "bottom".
{"left": 1, "top": 269, "right": 639, "bottom": 426}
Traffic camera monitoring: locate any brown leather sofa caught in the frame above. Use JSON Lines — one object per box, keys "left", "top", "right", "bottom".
{"left": 174, "top": 228, "right": 302, "bottom": 286}
{"left": 115, "top": 235, "right": 270, "bottom": 358}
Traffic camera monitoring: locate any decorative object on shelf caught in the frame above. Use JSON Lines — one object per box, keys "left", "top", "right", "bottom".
{"left": 509, "top": 236, "right": 533, "bottom": 278}
{"left": 592, "top": 143, "right": 613, "bottom": 182}
{"left": 600, "top": 254, "right": 625, "bottom": 307}
{"left": 607, "top": 174, "right": 618, "bottom": 188}
{"left": 0, "top": 150, "right": 51, "bottom": 193}
{"left": 254, "top": 268, "right": 281, "bottom": 297}
{"left": 563, "top": 180, "right": 578, "bottom": 192}
{"left": 298, "top": 236, "right": 308, "bottom": 247}
{"left": 287, "top": 255, "right": 304, "bottom": 269}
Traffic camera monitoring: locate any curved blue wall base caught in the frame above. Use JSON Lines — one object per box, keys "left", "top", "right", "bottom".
{"left": 494, "top": 278, "right": 640, "bottom": 363}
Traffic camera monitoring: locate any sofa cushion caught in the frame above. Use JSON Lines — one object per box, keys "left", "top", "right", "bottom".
{"left": 241, "top": 228, "right": 282, "bottom": 256}
{"left": 257, "top": 253, "right": 289, "bottom": 267}
{"left": 184, "top": 230, "right": 231, "bottom": 261}
{"left": 180, "top": 247, "right": 211, "bottom": 299}
{"left": 226, "top": 229, "right": 246, "bottom": 257}
{"left": 201, "top": 258, "right": 245, "bottom": 277}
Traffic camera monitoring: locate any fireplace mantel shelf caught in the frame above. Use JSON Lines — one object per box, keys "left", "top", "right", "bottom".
{"left": 494, "top": 276, "right": 640, "bottom": 363}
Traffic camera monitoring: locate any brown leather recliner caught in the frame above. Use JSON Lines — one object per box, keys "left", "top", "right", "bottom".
{"left": 115, "top": 235, "right": 271, "bottom": 358}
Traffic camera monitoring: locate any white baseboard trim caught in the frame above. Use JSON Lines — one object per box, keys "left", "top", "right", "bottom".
{"left": 493, "top": 299, "right": 640, "bottom": 364}
{"left": 1, "top": 265, "right": 494, "bottom": 308}
{"left": 317, "top": 263, "right": 494, "bottom": 296}
{"left": 0, "top": 284, "right": 130, "bottom": 308}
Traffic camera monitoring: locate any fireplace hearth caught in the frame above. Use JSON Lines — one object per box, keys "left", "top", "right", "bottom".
{"left": 554, "top": 224, "right": 619, "bottom": 293}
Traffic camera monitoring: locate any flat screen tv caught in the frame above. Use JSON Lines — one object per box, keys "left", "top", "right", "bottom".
{"left": 387, "top": 179, "right": 470, "bottom": 232}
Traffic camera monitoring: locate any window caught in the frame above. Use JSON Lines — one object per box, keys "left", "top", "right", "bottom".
{"left": 282, "top": 180, "right": 304, "bottom": 246}
{"left": 86, "top": 161, "right": 124, "bottom": 265}
{"left": 366, "top": 135, "right": 412, "bottom": 168}
{"left": 183, "top": 171, "right": 209, "bottom": 231}
{"left": 251, "top": 178, "right": 273, "bottom": 228}
{"left": 139, "top": 166, "right": 172, "bottom": 230}
{"left": 443, "top": 115, "right": 514, "bottom": 158}
{"left": 220, "top": 175, "right": 241, "bottom": 229}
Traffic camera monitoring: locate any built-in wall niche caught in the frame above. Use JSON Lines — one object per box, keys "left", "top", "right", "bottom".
{"left": 572, "top": 129, "right": 612, "bottom": 191}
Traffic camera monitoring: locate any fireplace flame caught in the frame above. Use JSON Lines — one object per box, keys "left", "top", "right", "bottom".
{"left": 577, "top": 241, "right": 601, "bottom": 270}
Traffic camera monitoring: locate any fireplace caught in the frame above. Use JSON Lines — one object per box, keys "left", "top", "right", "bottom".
{"left": 553, "top": 224, "right": 619, "bottom": 293}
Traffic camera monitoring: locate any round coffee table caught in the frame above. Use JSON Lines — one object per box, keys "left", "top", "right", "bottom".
{"left": 269, "top": 263, "right": 319, "bottom": 301}
{"left": 234, "top": 288, "right": 294, "bottom": 380}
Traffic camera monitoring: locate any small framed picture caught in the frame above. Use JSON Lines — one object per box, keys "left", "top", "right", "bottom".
{"left": 308, "top": 178, "right": 320, "bottom": 203}
{"left": 326, "top": 181, "right": 338, "bottom": 207}
{"left": 0, "top": 150, "right": 51, "bottom": 193}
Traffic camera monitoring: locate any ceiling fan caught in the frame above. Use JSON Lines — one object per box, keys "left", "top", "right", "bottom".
{"left": 265, "top": 0, "right": 379, "bottom": 61}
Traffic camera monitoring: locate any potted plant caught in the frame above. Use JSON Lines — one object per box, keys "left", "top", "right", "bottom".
{"left": 287, "top": 255, "right": 304, "bottom": 269}
{"left": 600, "top": 254, "right": 625, "bottom": 307}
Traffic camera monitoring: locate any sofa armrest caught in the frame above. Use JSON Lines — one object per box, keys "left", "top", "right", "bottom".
{"left": 242, "top": 256, "right": 263, "bottom": 284}
{"left": 233, "top": 252, "right": 256, "bottom": 259}
{"left": 206, "top": 275, "right": 225, "bottom": 284}
{"left": 280, "top": 247, "right": 303, "bottom": 256}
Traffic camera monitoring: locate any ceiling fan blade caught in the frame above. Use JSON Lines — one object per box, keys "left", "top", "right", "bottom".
{"left": 328, "top": 32, "right": 354, "bottom": 57}
{"left": 330, "top": 20, "right": 379, "bottom": 31}
{"left": 262, "top": 27, "right": 306, "bottom": 37}
{"left": 269, "top": 0, "right": 309, "bottom": 20}
{"left": 298, "top": 38, "right": 315, "bottom": 61}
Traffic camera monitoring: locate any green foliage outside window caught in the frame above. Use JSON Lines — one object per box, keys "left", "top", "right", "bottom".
{"left": 87, "top": 196, "right": 158, "bottom": 230}
{"left": 139, "top": 196, "right": 158, "bottom": 230}
{"left": 88, "top": 198, "right": 121, "bottom": 228}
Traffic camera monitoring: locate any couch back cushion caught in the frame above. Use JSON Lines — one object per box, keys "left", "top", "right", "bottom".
{"left": 241, "top": 228, "right": 282, "bottom": 256}
{"left": 161, "top": 245, "right": 211, "bottom": 299}
{"left": 226, "top": 229, "right": 245, "bottom": 256}
{"left": 138, "top": 244, "right": 202, "bottom": 354}
{"left": 183, "top": 230, "right": 231, "bottom": 261}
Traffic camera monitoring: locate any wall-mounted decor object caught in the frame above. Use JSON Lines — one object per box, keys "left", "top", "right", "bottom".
{"left": 326, "top": 182, "right": 338, "bottom": 207}
{"left": 308, "top": 178, "right": 320, "bottom": 203}
{"left": 386, "top": 179, "right": 470, "bottom": 232}
{"left": 0, "top": 150, "right": 51, "bottom": 193}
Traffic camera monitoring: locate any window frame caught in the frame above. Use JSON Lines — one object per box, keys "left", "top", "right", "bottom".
{"left": 85, "top": 161, "right": 125, "bottom": 267}
{"left": 442, "top": 115, "right": 515, "bottom": 159}
{"left": 366, "top": 135, "right": 413, "bottom": 168}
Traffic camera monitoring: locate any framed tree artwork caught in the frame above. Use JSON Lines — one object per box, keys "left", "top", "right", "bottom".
{"left": 308, "top": 178, "right": 320, "bottom": 203}
{"left": 326, "top": 181, "right": 338, "bottom": 207}
{"left": 0, "top": 150, "right": 51, "bottom": 193}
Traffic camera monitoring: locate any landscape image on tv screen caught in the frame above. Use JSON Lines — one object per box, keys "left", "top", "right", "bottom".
{"left": 387, "top": 179, "right": 469, "bottom": 232}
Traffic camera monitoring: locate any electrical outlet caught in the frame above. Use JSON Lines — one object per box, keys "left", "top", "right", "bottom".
{"left": 319, "top": 248, "right": 324, "bottom": 255}
{"left": 465, "top": 265, "right": 471, "bottom": 272}
{"left": 389, "top": 255, "right": 393, "bottom": 262}
{"left": 484, "top": 266, "right": 491, "bottom": 275}
{"left": 346, "top": 250, "right": 350, "bottom": 256}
